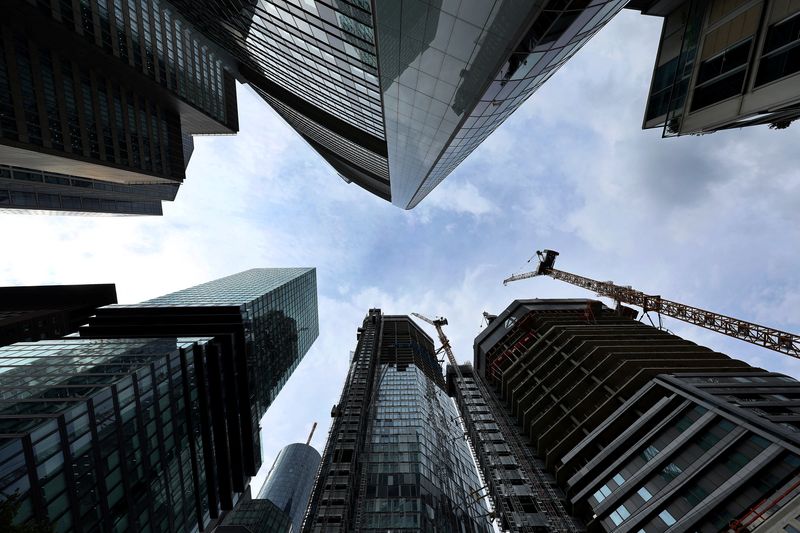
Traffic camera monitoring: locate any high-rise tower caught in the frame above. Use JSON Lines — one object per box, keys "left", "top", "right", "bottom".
{"left": 304, "top": 309, "right": 493, "bottom": 531}
{"left": 0, "top": 268, "right": 318, "bottom": 532}
{"left": 162, "top": 0, "right": 630, "bottom": 208}
{"left": 258, "top": 442, "right": 321, "bottom": 532}
{"left": 451, "top": 299, "right": 800, "bottom": 532}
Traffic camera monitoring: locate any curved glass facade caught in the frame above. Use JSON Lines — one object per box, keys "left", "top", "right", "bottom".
{"left": 258, "top": 443, "right": 321, "bottom": 532}
{"left": 158, "top": 0, "right": 627, "bottom": 208}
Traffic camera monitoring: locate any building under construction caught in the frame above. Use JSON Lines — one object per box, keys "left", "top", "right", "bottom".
{"left": 450, "top": 298, "right": 800, "bottom": 532}
{"left": 303, "top": 310, "right": 492, "bottom": 532}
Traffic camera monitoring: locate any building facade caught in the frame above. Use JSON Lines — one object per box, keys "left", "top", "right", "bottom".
{"left": 164, "top": 0, "right": 629, "bottom": 209}
{"left": 0, "top": 268, "right": 318, "bottom": 532}
{"left": 453, "top": 299, "right": 800, "bottom": 532}
{"left": 258, "top": 443, "right": 321, "bottom": 532}
{"left": 0, "top": 0, "right": 238, "bottom": 214}
{"left": 303, "top": 309, "right": 493, "bottom": 531}
{"left": 0, "top": 337, "right": 217, "bottom": 532}
{"left": 0, "top": 282, "right": 117, "bottom": 346}
{"left": 629, "top": 0, "right": 800, "bottom": 135}
{"left": 217, "top": 488, "right": 294, "bottom": 533}
{"left": 0, "top": 164, "right": 179, "bottom": 215}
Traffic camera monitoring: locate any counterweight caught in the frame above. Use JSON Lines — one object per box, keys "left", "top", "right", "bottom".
{"left": 504, "top": 249, "right": 800, "bottom": 358}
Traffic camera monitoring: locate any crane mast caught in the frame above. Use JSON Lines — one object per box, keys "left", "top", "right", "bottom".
{"left": 504, "top": 249, "right": 800, "bottom": 359}
{"left": 410, "top": 313, "right": 461, "bottom": 373}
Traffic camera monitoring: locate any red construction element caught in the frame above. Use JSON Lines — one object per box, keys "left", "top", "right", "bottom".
{"left": 488, "top": 330, "right": 537, "bottom": 382}
{"left": 729, "top": 476, "right": 800, "bottom": 532}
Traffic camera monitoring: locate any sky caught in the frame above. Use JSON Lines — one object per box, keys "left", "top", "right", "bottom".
{"left": 2, "top": 9, "right": 800, "bottom": 499}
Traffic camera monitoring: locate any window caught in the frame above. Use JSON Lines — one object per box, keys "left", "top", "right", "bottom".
{"left": 659, "top": 509, "right": 677, "bottom": 526}
{"left": 593, "top": 484, "right": 612, "bottom": 503}
{"left": 756, "top": 12, "right": 800, "bottom": 86}
{"left": 691, "top": 38, "right": 752, "bottom": 110}
{"left": 11, "top": 191, "right": 36, "bottom": 207}
{"left": 609, "top": 504, "right": 630, "bottom": 526}
{"left": 637, "top": 486, "right": 653, "bottom": 502}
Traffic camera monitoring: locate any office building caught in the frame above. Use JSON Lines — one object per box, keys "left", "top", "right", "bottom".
{"left": 629, "top": 0, "right": 800, "bottom": 135}
{"left": 0, "top": 268, "right": 318, "bottom": 532}
{"left": 0, "top": 0, "right": 238, "bottom": 214}
{"left": 452, "top": 298, "right": 800, "bottom": 532}
{"left": 165, "top": 0, "right": 629, "bottom": 208}
{"left": 304, "top": 309, "right": 492, "bottom": 531}
{"left": 0, "top": 282, "right": 117, "bottom": 346}
{"left": 258, "top": 443, "right": 321, "bottom": 532}
{"left": 0, "top": 337, "right": 218, "bottom": 532}
{"left": 216, "top": 488, "right": 293, "bottom": 533}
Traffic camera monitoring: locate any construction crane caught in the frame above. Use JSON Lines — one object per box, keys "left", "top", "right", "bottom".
{"left": 503, "top": 249, "right": 800, "bottom": 359}
{"left": 410, "top": 313, "right": 461, "bottom": 370}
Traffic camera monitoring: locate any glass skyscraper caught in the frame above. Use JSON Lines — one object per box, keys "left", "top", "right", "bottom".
{"left": 0, "top": 268, "right": 318, "bottom": 532}
{"left": 158, "top": 0, "right": 630, "bottom": 209}
{"left": 0, "top": 337, "right": 215, "bottom": 532}
{"left": 258, "top": 442, "right": 321, "bottom": 532}
{"left": 304, "top": 309, "right": 492, "bottom": 531}
{"left": 4, "top": 0, "right": 636, "bottom": 212}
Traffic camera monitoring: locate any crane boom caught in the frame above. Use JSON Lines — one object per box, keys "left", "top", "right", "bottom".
{"left": 505, "top": 250, "right": 800, "bottom": 358}
{"left": 411, "top": 312, "right": 459, "bottom": 370}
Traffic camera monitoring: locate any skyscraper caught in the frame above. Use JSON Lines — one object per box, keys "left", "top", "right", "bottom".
{"left": 452, "top": 298, "right": 800, "bottom": 532}
{"left": 629, "top": 0, "right": 800, "bottom": 136}
{"left": 0, "top": 282, "right": 117, "bottom": 346}
{"left": 1, "top": 0, "right": 238, "bottom": 214}
{"left": 159, "top": 0, "right": 630, "bottom": 209}
{"left": 258, "top": 442, "right": 322, "bottom": 532}
{"left": 0, "top": 268, "right": 318, "bottom": 532}
{"left": 304, "top": 309, "right": 492, "bottom": 531}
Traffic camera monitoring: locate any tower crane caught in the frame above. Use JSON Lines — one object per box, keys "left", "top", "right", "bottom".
{"left": 410, "top": 313, "right": 461, "bottom": 371}
{"left": 503, "top": 249, "right": 800, "bottom": 359}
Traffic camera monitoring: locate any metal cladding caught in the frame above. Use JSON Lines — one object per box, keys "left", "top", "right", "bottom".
{"left": 258, "top": 443, "right": 321, "bottom": 532}
{"left": 0, "top": 269, "right": 318, "bottom": 531}
{"left": 459, "top": 299, "right": 800, "bottom": 532}
{"left": 303, "top": 309, "right": 493, "bottom": 531}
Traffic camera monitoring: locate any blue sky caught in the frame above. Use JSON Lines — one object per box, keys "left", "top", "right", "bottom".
{"left": 1, "top": 10, "right": 799, "bottom": 495}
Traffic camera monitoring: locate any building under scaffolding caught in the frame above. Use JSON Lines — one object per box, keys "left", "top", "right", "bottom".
{"left": 303, "top": 310, "right": 492, "bottom": 532}
{"left": 447, "top": 364, "right": 583, "bottom": 532}
{"left": 458, "top": 299, "right": 800, "bottom": 532}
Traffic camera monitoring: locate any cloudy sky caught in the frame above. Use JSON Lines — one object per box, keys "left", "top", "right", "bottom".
{"left": 2, "top": 9, "right": 799, "bottom": 495}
